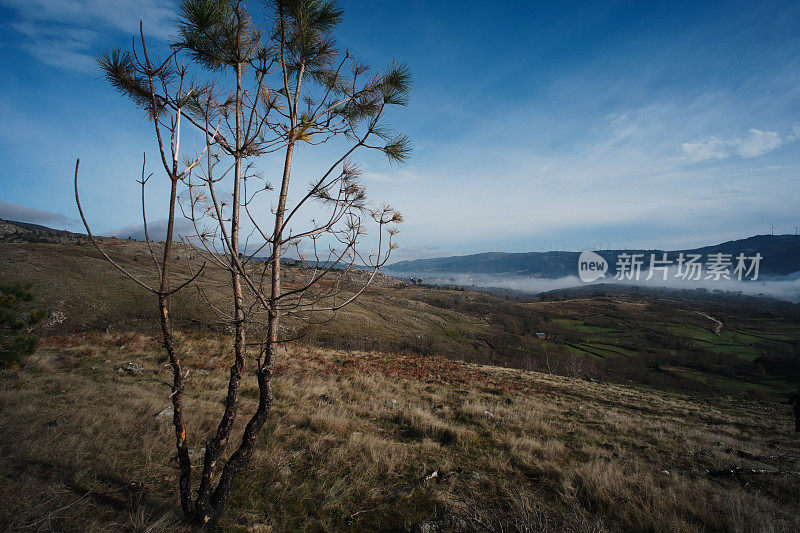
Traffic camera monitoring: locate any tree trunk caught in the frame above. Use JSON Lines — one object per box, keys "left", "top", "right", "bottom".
{"left": 208, "top": 360, "right": 274, "bottom": 522}
{"left": 159, "top": 294, "right": 193, "bottom": 517}
{"left": 159, "top": 178, "right": 193, "bottom": 517}
{"left": 195, "top": 63, "right": 249, "bottom": 525}
{"left": 202, "top": 137, "right": 295, "bottom": 526}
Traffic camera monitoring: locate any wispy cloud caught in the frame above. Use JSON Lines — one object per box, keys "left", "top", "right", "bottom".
{"left": 371, "top": 97, "right": 800, "bottom": 255}
{"left": 109, "top": 217, "right": 196, "bottom": 241}
{"left": 0, "top": 200, "right": 75, "bottom": 227}
{"left": 362, "top": 168, "right": 422, "bottom": 184}
{"left": 0, "top": 0, "right": 174, "bottom": 72}
{"left": 681, "top": 128, "right": 788, "bottom": 162}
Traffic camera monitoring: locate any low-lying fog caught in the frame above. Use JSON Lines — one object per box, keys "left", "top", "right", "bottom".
{"left": 386, "top": 270, "right": 800, "bottom": 303}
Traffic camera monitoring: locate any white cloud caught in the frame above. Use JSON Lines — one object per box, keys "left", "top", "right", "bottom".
{"left": 366, "top": 100, "right": 800, "bottom": 255}
{"left": 0, "top": 0, "right": 174, "bottom": 71}
{"left": 681, "top": 128, "right": 787, "bottom": 162}
{"left": 680, "top": 137, "right": 729, "bottom": 162}
{"left": 0, "top": 200, "right": 75, "bottom": 227}
{"left": 736, "top": 129, "right": 783, "bottom": 158}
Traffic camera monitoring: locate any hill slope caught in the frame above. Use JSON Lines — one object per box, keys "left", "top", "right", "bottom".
{"left": 1, "top": 333, "right": 798, "bottom": 531}
{"left": 1, "top": 240, "right": 799, "bottom": 398}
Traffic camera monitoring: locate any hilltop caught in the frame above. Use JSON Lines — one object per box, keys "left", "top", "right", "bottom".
{"left": 387, "top": 235, "right": 800, "bottom": 278}
{"left": 0, "top": 218, "right": 86, "bottom": 243}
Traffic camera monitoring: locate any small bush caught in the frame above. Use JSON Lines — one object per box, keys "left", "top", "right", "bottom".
{"left": 0, "top": 283, "right": 45, "bottom": 365}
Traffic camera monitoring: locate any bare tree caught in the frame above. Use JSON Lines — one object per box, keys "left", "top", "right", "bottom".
{"left": 78, "top": 0, "right": 409, "bottom": 526}
{"left": 76, "top": 39, "right": 209, "bottom": 516}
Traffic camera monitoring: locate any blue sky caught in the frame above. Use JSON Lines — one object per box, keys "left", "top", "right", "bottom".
{"left": 0, "top": 0, "right": 799, "bottom": 260}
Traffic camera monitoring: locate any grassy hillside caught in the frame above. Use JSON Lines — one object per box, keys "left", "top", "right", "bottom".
{"left": 1, "top": 240, "right": 799, "bottom": 398}
{"left": 1, "top": 331, "right": 798, "bottom": 531}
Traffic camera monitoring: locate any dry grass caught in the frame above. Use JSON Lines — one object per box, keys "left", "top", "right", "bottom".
{"left": 4, "top": 240, "right": 799, "bottom": 400}
{"left": 1, "top": 331, "right": 799, "bottom": 531}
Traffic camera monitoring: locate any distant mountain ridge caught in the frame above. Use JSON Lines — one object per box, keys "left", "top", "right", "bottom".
{"left": 387, "top": 235, "right": 800, "bottom": 278}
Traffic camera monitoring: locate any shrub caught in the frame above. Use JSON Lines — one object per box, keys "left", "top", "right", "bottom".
{"left": 0, "top": 283, "right": 46, "bottom": 365}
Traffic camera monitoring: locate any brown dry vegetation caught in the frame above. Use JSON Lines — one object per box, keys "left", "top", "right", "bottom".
{"left": 1, "top": 331, "right": 798, "bottom": 531}
{"left": 4, "top": 239, "right": 799, "bottom": 400}
{"left": 2, "top": 236, "right": 800, "bottom": 530}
